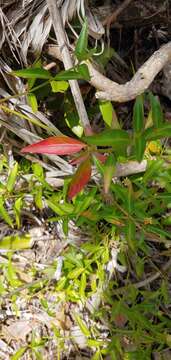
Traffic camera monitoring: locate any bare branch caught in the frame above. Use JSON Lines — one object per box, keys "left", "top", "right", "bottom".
{"left": 47, "top": 42, "right": 171, "bottom": 102}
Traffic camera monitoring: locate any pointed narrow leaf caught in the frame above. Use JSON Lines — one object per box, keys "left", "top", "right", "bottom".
{"left": 68, "top": 158, "right": 92, "bottom": 200}
{"left": 125, "top": 220, "right": 136, "bottom": 251}
{"left": 74, "top": 312, "right": 91, "bottom": 337}
{"left": 83, "top": 129, "right": 130, "bottom": 147}
{"left": 12, "top": 68, "right": 51, "bottom": 79}
{"left": 99, "top": 100, "right": 120, "bottom": 129}
{"left": 21, "top": 136, "right": 87, "bottom": 155}
{"left": 134, "top": 134, "right": 146, "bottom": 162}
{"left": 27, "top": 93, "right": 38, "bottom": 113}
{"left": 133, "top": 95, "right": 144, "bottom": 133}
{"left": 0, "top": 196, "right": 13, "bottom": 227}
{"left": 143, "top": 159, "right": 163, "bottom": 183}
{"left": 75, "top": 19, "right": 88, "bottom": 61}
{"left": 11, "top": 346, "right": 27, "bottom": 360}
{"left": 69, "top": 153, "right": 89, "bottom": 165}
{"left": 54, "top": 64, "right": 90, "bottom": 81}
{"left": 103, "top": 154, "right": 116, "bottom": 194}
{"left": 0, "top": 234, "right": 31, "bottom": 250}
{"left": 144, "top": 124, "right": 171, "bottom": 141}
{"left": 7, "top": 162, "right": 18, "bottom": 192}
{"left": 76, "top": 64, "right": 90, "bottom": 81}
{"left": 149, "top": 93, "right": 164, "bottom": 128}
{"left": 92, "top": 154, "right": 104, "bottom": 175}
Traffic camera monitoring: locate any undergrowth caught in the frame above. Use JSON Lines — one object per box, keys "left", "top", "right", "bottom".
{"left": 0, "top": 18, "right": 171, "bottom": 360}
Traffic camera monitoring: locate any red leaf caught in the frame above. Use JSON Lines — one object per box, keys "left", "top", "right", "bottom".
{"left": 21, "top": 136, "right": 87, "bottom": 155}
{"left": 68, "top": 157, "right": 92, "bottom": 200}
{"left": 95, "top": 153, "right": 107, "bottom": 163}
{"left": 69, "top": 153, "right": 89, "bottom": 165}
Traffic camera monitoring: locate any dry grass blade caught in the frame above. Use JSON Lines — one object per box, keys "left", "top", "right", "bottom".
{"left": 0, "top": 0, "right": 104, "bottom": 62}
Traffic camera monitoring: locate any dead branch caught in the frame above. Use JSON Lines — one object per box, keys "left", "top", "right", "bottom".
{"left": 47, "top": 41, "right": 171, "bottom": 102}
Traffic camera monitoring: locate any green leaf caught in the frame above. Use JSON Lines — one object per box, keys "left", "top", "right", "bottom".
{"left": 54, "top": 64, "right": 90, "bottom": 81}
{"left": 146, "top": 225, "right": 171, "bottom": 240}
{"left": 27, "top": 93, "right": 38, "bottom": 112}
{"left": 75, "top": 19, "right": 88, "bottom": 61}
{"left": 79, "top": 272, "right": 87, "bottom": 298}
{"left": 62, "top": 217, "right": 69, "bottom": 236}
{"left": 103, "top": 154, "right": 116, "bottom": 194}
{"left": 0, "top": 196, "right": 13, "bottom": 227}
{"left": 12, "top": 68, "right": 51, "bottom": 79}
{"left": 34, "top": 185, "right": 43, "bottom": 210}
{"left": 47, "top": 200, "right": 68, "bottom": 216}
{"left": 50, "top": 80, "right": 69, "bottom": 93}
{"left": 92, "top": 154, "right": 104, "bottom": 176}
{"left": 76, "top": 64, "right": 90, "bottom": 81}
{"left": 14, "top": 197, "right": 23, "bottom": 228}
{"left": 28, "top": 58, "right": 42, "bottom": 90}
{"left": 7, "top": 162, "right": 18, "bottom": 193}
{"left": 149, "top": 92, "right": 164, "bottom": 128}
{"left": 65, "top": 111, "right": 83, "bottom": 138}
{"left": 99, "top": 101, "right": 120, "bottom": 128}
{"left": 0, "top": 234, "right": 31, "bottom": 250}
{"left": 10, "top": 346, "right": 27, "bottom": 360}
{"left": 144, "top": 124, "right": 171, "bottom": 140}
{"left": 133, "top": 95, "right": 144, "bottom": 133}
{"left": 6, "top": 260, "right": 21, "bottom": 287}
{"left": 74, "top": 313, "right": 91, "bottom": 337}
{"left": 143, "top": 159, "right": 163, "bottom": 183}
{"left": 83, "top": 129, "right": 130, "bottom": 147}
{"left": 74, "top": 187, "right": 97, "bottom": 214}
{"left": 68, "top": 267, "right": 84, "bottom": 279}
{"left": 134, "top": 134, "right": 146, "bottom": 162}
{"left": 125, "top": 220, "right": 136, "bottom": 251}
{"left": 32, "top": 163, "right": 44, "bottom": 179}
{"left": 125, "top": 179, "right": 134, "bottom": 214}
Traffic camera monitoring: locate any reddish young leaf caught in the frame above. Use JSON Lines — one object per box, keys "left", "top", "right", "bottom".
{"left": 21, "top": 136, "right": 87, "bottom": 155}
{"left": 68, "top": 157, "right": 92, "bottom": 200}
{"left": 69, "top": 153, "right": 89, "bottom": 165}
{"left": 94, "top": 153, "right": 107, "bottom": 164}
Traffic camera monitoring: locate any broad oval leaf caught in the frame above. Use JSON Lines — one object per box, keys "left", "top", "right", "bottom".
{"left": 68, "top": 157, "right": 92, "bottom": 200}
{"left": 83, "top": 129, "right": 130, "bottom": 147}
{"left": 50, "top": 80, "right": 69, "bottom": 93}
{"left": 21, "top": 136, "right": 87, "bottom": 155}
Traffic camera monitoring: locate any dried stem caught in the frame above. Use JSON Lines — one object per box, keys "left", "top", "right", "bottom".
{"left": 103, "top": 0, "right": 134, "bottom": 27}
{"left": 46, "top": 0, "right": 92, "bottom": 135}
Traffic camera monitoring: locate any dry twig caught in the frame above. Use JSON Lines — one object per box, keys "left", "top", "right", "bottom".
{"left": 103, "top": 0, "right": 134, "bottom": 27}
{"left": 46, "top": 0, "right": 92, "bottom": 134}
